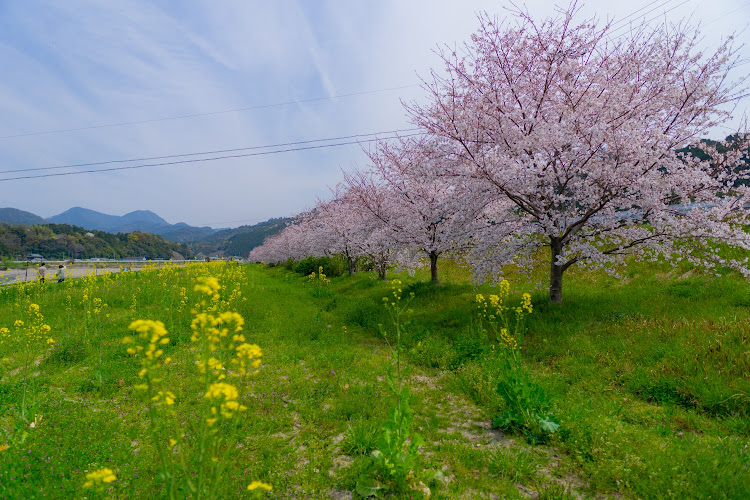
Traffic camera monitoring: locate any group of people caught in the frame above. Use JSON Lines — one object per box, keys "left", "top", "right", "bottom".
{"left": 36, "top": 263, "right": 66, "bottom": 284}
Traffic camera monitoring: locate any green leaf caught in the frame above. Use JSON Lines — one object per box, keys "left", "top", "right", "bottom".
{"left": 430, "top": 470, "right": 447, "bottom": 484}
{"left": 355, "top": 478, "right": 385, "bottom": 498}
{"left": 537, "top": 416, "right": 560, "bottom": 433}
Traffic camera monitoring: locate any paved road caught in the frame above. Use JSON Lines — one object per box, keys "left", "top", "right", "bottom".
{"left": 0, "top": 266, "right": 127, "bottom": 284}
{"left": 0, "top": 262, "right": 192, "bottom": 285}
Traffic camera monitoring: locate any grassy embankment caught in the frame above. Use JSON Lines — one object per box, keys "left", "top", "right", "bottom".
{"left": 0, "top": 259, "right": 748, "bottom": 498}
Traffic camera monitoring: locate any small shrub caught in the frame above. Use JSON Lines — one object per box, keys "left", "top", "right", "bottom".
{"left": 403, "top": 280, "right": 440, "bottom": 299}
{"left": 452, "top": 360, "right": 498, "bottom": 407}
{"left": 408, "top": 337, "right": 454, "bottom": 369}
{"left": 449, "top": 326, "right": 489, "bottom": 370}
{"left": 667, "top": 279, "right": 705, "bottom": 299}
{"left": 627, "top": 370, "right": 695, "bottom": 408}
{"left": 488, "top": 446, "right": 541, "bottom": 482}
{"left": 557, "top": 425, "right": 595, "bottom": 464}
{"left": 76, "top": 378, "right": 101, "bottom": 394}
{"left": 293, "top": 256, "right": 344, "bottom": 277}
{"left": 345, "top": 298, "right": 386, "bottom": 330}
{"left": 358, "top": 280, "right": 425, "bottom": 497}
{"left": 46, "top": 338, "right": 88, "bottom": 365}
{"left": 493, "top": 363, "right": 559, "bottom": 444}
{"left": 342, "top": 419, "right": 381, "bottom": 456}
{"left": 538, "top": 483, "right": 578, "bottom": 500}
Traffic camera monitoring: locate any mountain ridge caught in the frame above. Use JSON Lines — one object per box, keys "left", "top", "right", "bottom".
{"left": 46, "top": 207, "right": 215, "bottom": 243}
{"left": 0, "top": 207, "right": 289, "bottom": 256}
{"left": 0, "top": 207, "right": 48, "bottom": 226}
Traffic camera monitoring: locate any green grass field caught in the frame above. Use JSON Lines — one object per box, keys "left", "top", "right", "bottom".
{"left": 0, "top": 259, "right": 748, "bottom": 499}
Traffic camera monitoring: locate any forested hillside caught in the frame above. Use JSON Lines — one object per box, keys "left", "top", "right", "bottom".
{"left": 0, "top": 208, "right": 47, "bottom": 226}
{"left": 191, "top": 217, "right": 290, "bottom": 256}
{"left": 0, "top": 223, "right": 194, "bottom": 260}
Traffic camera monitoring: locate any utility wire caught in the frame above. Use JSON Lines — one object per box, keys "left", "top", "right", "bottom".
{"left": 607, "top": 0, "right": 676, "bottom": 36}
{"left": 0, "top": 84, "right": 420, "bottom": 141}
{"left": 610, "top": 0, "right": 674, "bottom": 28}
{"left": 0, "top": 1, "right": 700, "bottom": 143}
{"left": 0, "top": 133, "right": 425, "bottom": 182}
{"left": 0, "top": 128, "right": 421, "bottom": 175}
{"left": 609, "top": 0, "right": 692, "bottom": 40}
{"left": 5, "top": 92, "right": 747, "bottom": 179}
{"left": 703, "top": 2, "right": 750, "bottom": 27}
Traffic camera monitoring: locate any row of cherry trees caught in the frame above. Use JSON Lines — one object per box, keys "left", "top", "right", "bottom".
{"left": 250, "top": 6, "right": 750, "bottom": 303}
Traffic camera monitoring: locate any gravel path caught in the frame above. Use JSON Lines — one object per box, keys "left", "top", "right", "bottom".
{"left": 0, "top": 262, "right": 188, "bottom": 284}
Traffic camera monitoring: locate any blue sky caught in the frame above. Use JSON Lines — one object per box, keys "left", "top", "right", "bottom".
{"left": 0, "top": 0, "right": 747, "bottom": 228}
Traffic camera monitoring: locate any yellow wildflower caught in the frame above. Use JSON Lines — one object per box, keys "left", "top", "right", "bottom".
{"left": 248, "top": 481, "right": 273, "bottom": 491}
{"left": 83, "top": 468, "right": 117, "bottom": 488}
{"left": 205, "top": 382, "right": 239, "bottom": 401}
{"left": 194, "top": 276, "right": 221, "bottom": 295}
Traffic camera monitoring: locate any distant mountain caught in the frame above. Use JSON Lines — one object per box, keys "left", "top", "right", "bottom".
{"left": 191, "top": 218, "right": 291, "bottom": 256}
{"left": 0, "top": 222, "right": 194, "bottom": 260}
{"left": 3, "top": 206, "right": 288, "bottom": 255}
{"left": 0, "top": 207, "right": 47, "bottom": 226}
{"left": 47, "top": 207, "right": 216, "bottom": 243}
{"left": 157, "top": 223, "right": 216, "bottom": 243}
{"left": 47, "top": 207, "right": 123, "bottom": 231}
{"left": 120, "top": 210, "right": 170, "bottom": 227}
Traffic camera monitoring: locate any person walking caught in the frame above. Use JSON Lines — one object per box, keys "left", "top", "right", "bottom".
{"left": 57, "top": 264, "right": 67, "bottom": 283}
{"left": 37, "top": 262, "right": 47, "bottom": 283}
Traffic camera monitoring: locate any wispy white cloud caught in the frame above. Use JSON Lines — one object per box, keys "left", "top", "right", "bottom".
{"left": 0, "top": 0, "right": 746, "bottom": 226}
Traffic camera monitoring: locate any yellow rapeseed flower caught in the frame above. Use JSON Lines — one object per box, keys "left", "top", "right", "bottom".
{"left": 83, "top": 468, "right": 117, "bottom": 488}
{"left": 194, "top": 276, "right": 221, "bottom": 295}
{"left": 205, "top": 382, "right": 239, "bottom": 401}
{"left": 129, "top": 319, "right": 167, "bottom": 339}
{"left": 248, "top": 481, "right": 273, "bottom": 491}
{"left": 152, "top": 391, "right": 176, "bottom": 405}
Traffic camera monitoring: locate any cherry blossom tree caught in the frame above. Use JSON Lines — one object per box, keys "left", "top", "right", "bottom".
{"left": 249, "top": 187, "right": 401, "bottom": 279}
{"left": 248, "top": 216, "right": 315, "bottom": 264}
{"left": 333, "top": 184, "right": 403, "bottom": 280}
{"left": 313, "top": 195, "right": 367, "bottom": 277}
{"left": 408, "top": 6, "right": 750, "bottom": 302}
{"left": 346, "top": 137, "right": 487, "bottom": 283}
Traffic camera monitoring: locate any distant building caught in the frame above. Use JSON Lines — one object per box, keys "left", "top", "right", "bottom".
{"left": 121, "top": 256, "right": 146, "bottom": 262}
{"left": 26, "top": 253, "right": 44, "bottom": 261}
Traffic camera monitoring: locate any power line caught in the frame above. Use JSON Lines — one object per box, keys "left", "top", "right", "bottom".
{"left": 703, "top": 2, "right": 750, "bottom": 27}
{"left": 0, "top": 84, "right": 420, "bottom": 141}
{"left": 609, "top": 0, "right": 692, "bottom": 40}
{"left": 0, "top": 2, "right": 701, "bottom": 144}
{"left": 0, "top": 133, "right": 425, "bottom": 182}
{"left": 607, "top": 0, "right": 676, "bottom": 36}
{"left": 0, "top": 128, "right": 421, "bottom": 175}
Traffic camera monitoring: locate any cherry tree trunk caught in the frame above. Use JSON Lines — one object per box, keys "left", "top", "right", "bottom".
{"left": 429, "top": 251, "right": 439, "bottom": 284}
{"left": 346, "top": 256, "right": 357, "bottom": 277}
{"left": 377, "top": 265, "right": 387, "bottom": 280}
{"left": 549, "top": 237, "right": 563, "bottom": 304}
